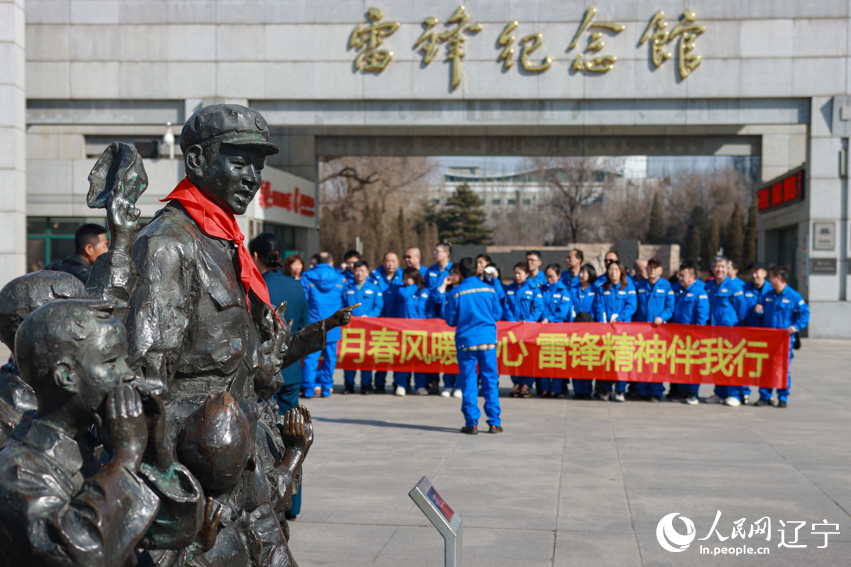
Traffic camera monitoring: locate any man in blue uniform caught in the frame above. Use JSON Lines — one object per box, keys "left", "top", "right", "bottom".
{"left": 341, "top": 250, "right": 360, "bottom": 285}
{"left": 425, "top": 242, "right": 454, "bottom": 393}
{"left": 740, "top": 262, "right": 771, "bottom": 404}
{"left": 671, "top": 264, "right": 710, "bottom": 405}
{"left": 342, "top": 260, "right": 383, "bottom": 394}
{"left": 404, "top": 247, "right": 429, "bottom": 277}
{"left": 444, "top": 257, "right": 503, "bottom": 434}
{"left": 526, "top": 250, "right": 546, "bottom": 288}
{"left": 633, "top": 257, "right": 675, "bottom": 401}
{"left": 705, "top": 256, "right": 748, "bottom": 406}
{"left": 369, "top": 251, "right": 404, "bottom": 393}
{"left": 301, "top": 252, "right": 345, "bottom": 397}
{"left": 560, "top": 248, "right": 583, "bottom": 289}
{"left": 754, "top": 266, "right": 809, "bottom": 407}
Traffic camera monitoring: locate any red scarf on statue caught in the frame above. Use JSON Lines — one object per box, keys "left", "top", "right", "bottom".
{"left": 162, "top": 178, "right": 281, "bottom": 324}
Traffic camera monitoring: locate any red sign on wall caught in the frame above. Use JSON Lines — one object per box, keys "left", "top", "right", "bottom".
{"left": 758, "top": 168, "right": 804, "bottom": 212}
{"left": 259, "top": 181, "right": 315, "bottom": 217}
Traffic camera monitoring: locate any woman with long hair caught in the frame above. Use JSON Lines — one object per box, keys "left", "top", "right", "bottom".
{"left": 282, "top": 253, "right": 305, "bottom": 280}
{"left": 592, "top": 261, "right": 636, "bottom": 402}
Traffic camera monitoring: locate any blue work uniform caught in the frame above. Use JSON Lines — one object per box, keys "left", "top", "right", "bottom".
{"left": 528, "top": 270, "right": 546, "bottom": 289}
{"left": 263, "top": 269, "right": 308, "bottom": 515}
{"left": 503, "top": 279, "right": 543, "bottom": 388}
{"left": 740, "top": 281, "right": 772, "bottom": 399}
{"left": 395, "top": 284, "right": 431, "bottom": 390}
{"left": 301, "top": 264, "right": 345, "bottom": 397}
{"left": 593, "top": 280, "right": 637, "bottom": 394}
{"left": 706, "top": 276, "right": 748, "bottom": 400}
{"left": 671, "top": 281, "right": 710, "bottom": 396}
{"left": 424, "top": 262, "right": 454, "bottom": 388}
{"left": 560, "top": 272, "right": 579, "bottom": 290}
{"left": 540, "top": 280, "right": 573, "bottom": 395}
{"left": 757, "top": 285, "right": 809, "bottom": 402}
{"left": 570, "top": 284, "right": 597, "bottom": 395}
{"left": 368, "top": 266, "right": 404, "bottom": 390}
{"left": 633, "top": 278, "right": 676, "bottom": 398}
{"left": 444, "top": 276, "right": 503, "bottom": 429}
{"left": 340, "top": 268, "right": 355, "bottom": 285}
{"left": 428, "top": 285, "right": 460, "bottom": 391}
{"left": 342, "top": 280, "right": 383, "bottom": 389}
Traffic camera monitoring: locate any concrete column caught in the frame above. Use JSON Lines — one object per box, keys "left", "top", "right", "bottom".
{"left": 0, "top": 0, "right": 26, "bottom": 287}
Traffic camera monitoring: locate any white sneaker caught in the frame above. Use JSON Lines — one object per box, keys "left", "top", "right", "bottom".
{"left": 415, "top": 387, "right": 429, "bottom": 396}
{"left": 452, "top": 388, "right": 463, "bottom": 398}
{"left": 684, "top": 394, "right": 699, "bottom": 405}
{"left": 743, "top": 394, "right": 750, "bottom": 405}
{"left": 614, "top": 392, "right": 626, "bottom": 402}
{"left": 440, "top": 388, "right": 451, "bottom": 397}
{"left": 395, "top": 386, "right": 406, "bottom": 396}
{"left": 704, "top": 395, "right": 723, "bottom": 404}
{"left": 725, "top": 396, "right": 741, "bottom": 407}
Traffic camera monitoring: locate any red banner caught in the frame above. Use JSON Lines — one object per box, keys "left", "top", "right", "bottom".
{"left": 336, "top": 318, "right": 790, "bottom": 389}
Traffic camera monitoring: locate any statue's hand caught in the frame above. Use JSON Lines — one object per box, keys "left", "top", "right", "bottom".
{"left": 277, "top": 408, "right": 307, "bottom": 456}
{"left": 327, "top": 304, "right": 359, "bottom": 330}
{"left": 102, "top": 385, "right": 148, "bottom": 470}
{"left": 106, "top": 190, "right": 140, "bottom": 252}
{"left": 198, "top": 497, "right": 224, "bottom": 552}
{"left": 143, "top": 393, "right": 173, "bottom": 470}
{"left": 299, "top": 405, "right": 314, "bottom": 452}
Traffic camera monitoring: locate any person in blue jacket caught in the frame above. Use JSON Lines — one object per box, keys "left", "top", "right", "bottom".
{"left": 540, "top": 264, "right": 572, "bottom": 398}
{"left": 526, "top": 250, "right": 546, "bottom": 288}
{"left": 431, "top": 265, "right": 462, "bottom": 397}
{"left": 670, "top": 264, "right": 710, "bottom": 405}
{"left": 424, "top": 242, "right": 454, "bottom": 393}
{"left": 250, "top": 233, "right": 309, "bottom": 519}
{"left": 368, "top": 251, "right": 404, "bottom": 393}
{"left": 740, "top": 262, "right": 771, "bottom": 403}
{"left": 560, "top": 248, "right": 583, "bottom": 289}
{"left": 481, "top": 261, "right": 507, "bottom": 306}
{"left": 633, "top": 257, "right": 676, "bottom": 401}
{"left": 594, "top": 250, "right": 621, "bottom": 287}
{"left": 340, "top": 250, "right": 360, "bottom": 285}
{"left": 593, "top": 261, "right": 637, "bottom": 402}
{"left": 301, "top": 252, "right": 346, "bottom": 398}
{"left": 570, "top": 263, "right": 598, "bottom": 399}
{"left": 504, "top": 262, "right": 544, "bottom": 398}
{"left": 753, "top": 266, "right": 809, "bottom": 407}
{"left": 395, "top": 267, "right": 432, "bottom": 396}
{"left": 444, "top": 257, "right": 504, "bottom": 435}
{"left": 342, "top": 260, "right": 383, "bottom": 394}
{"left": 705, "top": 256, "right": 749, "bottom": 406}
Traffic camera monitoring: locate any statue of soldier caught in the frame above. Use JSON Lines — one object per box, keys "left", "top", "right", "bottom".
{"left": 122, "top": 104, "right": 351, "bottom": 565}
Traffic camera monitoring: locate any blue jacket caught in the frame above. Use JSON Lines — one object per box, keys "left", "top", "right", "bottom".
{"left": 759, "top": 285, "right": 810, "bottom": 332}
{"left": 541, "top": 281, "right": 573, "bottom": 323}
{"left": 503, "top": 280, "right": 544, "bottom": 322}
{"left": 705, "top": 276, "right": 747, "bottom": 327}
{"left": 397, "top": 284, "right": 430, "bottom": 319}
{"left": 593, "top": 280, "right": 637, "bottom": 322}
{"left": 301, "top": 263, "right": 345, "bottom": 341}
{"left": 425, "top": 261, "right": 453, "bottom": 317}
{"left": 672, "top": 281, "right": 710, "bottom": 325}
{"left": 340, "top": 268, "right": 355, "bottom": 285}
{"left": 570, "top": 284, "right": 597, "bottom": 319}
{"left": 634, "top": 278, "right": 675, "bottom": 323}
{"left": 369, "top": 266, "right": 404, "bottom": 318}
{"left": 263, "top": 270, "right": 308, "bottom": 386}
{"left": 444, "top": 276, "right": 503, "bottom": 349}
{"left": 560, "top": 272, "right": 579, "bottom": 289}
{"left": 483, "top": 276, "right": 507, "bottom": 305}
{"left": 343, "top": 280, "right": 383, "bottom": 317}
{"left": 528, "top": 270, "right": 546, "bottom": 289}
{"left": 741, "top": 281, "right": 771, "bottom": 327}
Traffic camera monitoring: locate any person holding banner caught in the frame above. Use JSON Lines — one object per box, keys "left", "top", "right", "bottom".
{"left": 444, "top": 257, "right": 503, "bottom": 434}
{"left": 396, "top": 267, "right": 432, "bottom": 396}
{"left": 754, "top": 266, "right": 809, "bottom": 408}
{"left": 369, "top": 252, "right": 404, "bottom": 393}
{"left": 593, "top": 261, "right": 636, "bottom": 402}
{"left": 741, "top": 261, "right": 771, "bottom": 404}
{"left": 705, "top": 256, "right": 749, "bottom": 406}
{"left": 540, "top": 264, "right": 573, "bottom": 398}
{"left": 633, "top": 257, "right": 675, "bottom": 402}
{"left": 504, "top": 262, "right": 544, "bottom": 398}
{"left": 342, "top": 260, "right": 383, "bottom": 394}
{"left": 671, "top": 264, "right": 710, "bottom": 404}
{"left": 570, "top": 264, "right": 597, "bottom": 399}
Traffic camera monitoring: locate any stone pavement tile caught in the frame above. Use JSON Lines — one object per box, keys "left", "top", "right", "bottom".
{"left": 557, "top": 485, "right": 633, "bottom": 533}
{"left": 788, "top": 465, "right": 851, "bottom": 496}
{"left": 462, "top": 527, "right": 555, "bottom": 567}
{"left": 436, "top": 489, "right": 559, "bottom": 530}
{"left": 614, "top": 438, "right": 789, "bottom": 464}
{"left": 553, "top": 530, "right": 642, "bottom": 567}
{"left": 288, "top": 522, "right": 397, "bottom": 561}
{"left": 370, "top": 525, "right": 449, "bottom": 567}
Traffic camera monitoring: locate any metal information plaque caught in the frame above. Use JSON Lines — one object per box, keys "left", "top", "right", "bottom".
{"left": 409, "top": 476, "right": 463, "bottom": 567}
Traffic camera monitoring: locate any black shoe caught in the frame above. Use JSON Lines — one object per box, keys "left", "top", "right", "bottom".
{"left": 428, "top": 381, "right": 440, "bottom": 395}
{"left": 373, "top": 386, "right": 386, "bottom": 394}
{"left": 460, "top": 425, "right": 478, "bottom": 435}
{"left": 284, "top": 513, "right": 297, "bottom": 521}
{"left": 778, "top": 399, "right": 787, "bottom": 408}
{"left": 361, "top": 385, "right": 372, "bottom": 395}
{"left": 754, "top": 398, "right": 771, "bottom": 407}
{"left": 342, "top": 383, "right": 354, "bottom": 394}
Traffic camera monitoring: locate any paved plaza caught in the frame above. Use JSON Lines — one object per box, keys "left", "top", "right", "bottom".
{"left": 289, "top": 339, "right": 851, "bottom": 567}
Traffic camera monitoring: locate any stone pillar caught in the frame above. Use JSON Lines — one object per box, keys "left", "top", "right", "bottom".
{"left": 0, "top": 0, "right": 26, "bottom": 286}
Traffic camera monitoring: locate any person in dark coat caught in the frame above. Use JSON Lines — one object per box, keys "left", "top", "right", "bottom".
{"left": 45, "top": 223, "right": 108, "bottom": 283}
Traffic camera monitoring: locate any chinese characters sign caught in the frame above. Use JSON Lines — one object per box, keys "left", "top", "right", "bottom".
{"left": 349, "top": 6, "right": 707, "bottom": 90}
{"left": 336, "top": 319, "right": 791, "bottom": 388}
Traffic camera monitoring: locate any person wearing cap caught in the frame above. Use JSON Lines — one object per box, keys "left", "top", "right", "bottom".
{"left": 704, "top": 255, "right": 748, "bottom": 406}
{"left": 633, "top": 258, "right": 675, "bottom": 401}
{"left": 122, "top": 104, "right": 355, "bottom": 560}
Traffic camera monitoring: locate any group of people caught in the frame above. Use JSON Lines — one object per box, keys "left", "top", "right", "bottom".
{"left": 249, "top": 239, "right": 808, "bottom": 416}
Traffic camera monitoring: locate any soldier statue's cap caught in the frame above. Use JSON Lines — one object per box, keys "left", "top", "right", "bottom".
{"left": 180, "top": 104, "right": 279, "bottom": 156}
